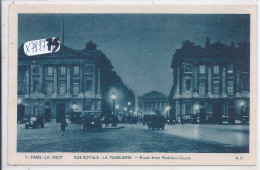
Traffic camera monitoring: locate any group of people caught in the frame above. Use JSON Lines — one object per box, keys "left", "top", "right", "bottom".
{"left": 104, "top": 115, "right": 119, "bottom": 127}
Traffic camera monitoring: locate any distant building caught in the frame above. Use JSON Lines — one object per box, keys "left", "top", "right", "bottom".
{"left": 169, "top": 39, "right": 250, "bottom": 124}
{"left": 17, "top": 41, "right": 134, "bottom": 123}
{"left": 138, "top": 91, "right": 169, "bottom": 116}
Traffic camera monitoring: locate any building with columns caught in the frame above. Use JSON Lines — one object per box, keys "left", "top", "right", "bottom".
{"left": 138, "top": 91, "right": 169, "bottom": 116}
{"left": 17, "top": 41, "right": 134, "bottom": 123}
{"left": 169, "top": 39, "right": 250, "bottom": 124}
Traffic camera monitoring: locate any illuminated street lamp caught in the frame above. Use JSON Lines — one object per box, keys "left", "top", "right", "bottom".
{"left": 72, "top": 104, "right": 77, "bottom": 110}
{"left": 165, "top": 106, "right": 171, "bottom": 118}
{"left": 116, "top": 105, "right": 119, "bottom": 115}
{"left": 17, "top": 98, "right": 22, "bottom": 104}
{"left": 128, "top": 102, "right": 131, "bottom": 118}
{"left": 111, "top": 92, "right": 117, "bottom": 115}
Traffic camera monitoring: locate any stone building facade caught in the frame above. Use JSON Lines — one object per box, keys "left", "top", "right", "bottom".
{"left": 17, "top": 41, "right": 133, "bottom": 123}
{"left": 138, "top": 91, "right": 169, "bottom": 116}
{"left": 169, "top": 39, "right": 250, "bottom": 124}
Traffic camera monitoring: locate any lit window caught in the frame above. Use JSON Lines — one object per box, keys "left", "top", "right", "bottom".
{"left": 213, "top": 80, "right": 220, "bottom": 95}
{"left": 59, "top": 82, "right": 66, "bottom": 95}
{"left": 47, "top": 67, "right": 53, "bottom": 75}
{"left": 228, "top": 65, "right": 233, "bottom": 74}
{"left": 199, "top": 65, "right": 205, "bottom": 74}
{"left": 199, "top": 82, "right": 206, "bottom": 96}
{"left": 73, "top": 82, "right": 79, "bottom": 95}
{"left": 60, "top": 67, "right": 66, "bottom": 75}
{"left": 46, "top": 82, "right": 53, "bottom": 95}
{"left": 74, "top": 66, "right": 79, "bottom": 75}
{"left": 213, "top": 66, "right": 219, "bottom": 74}
{"left": 227, "top": 80, "right": 234, "bottom": 95}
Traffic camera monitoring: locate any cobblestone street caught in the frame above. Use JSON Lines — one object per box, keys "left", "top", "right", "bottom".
{"left": 17, "top": 123, "right": 249, "bottom": 153}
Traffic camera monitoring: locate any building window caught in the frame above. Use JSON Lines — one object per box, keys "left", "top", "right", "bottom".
{"left": 213, "top": 80, "right": 220, "bottom": 95}
{"left": 33, "top": 81, "right": 39, "bottom": 92}
{"left": 60, "top": 67, "right": 66, "bottom": 75}
{"left": 46, "top": 82, "right": 53, "bottom": 95}
{"left": 73, "top": 82, "right": 80, "bottom": 95}
{"left": 227, "top": 80, "right": 234, "bottom": 95}
{"left": 59, "top": 82, "right": 66, "bottom": 95}
{"left": 184, "top": 65, "right": 192, "bottom": 74}
{"left": 199, "top": 82, "right": 206, "bottom": 96}
{"left": 242, "top": 73, "right": 249, "bottom": 91}
{"left": 186, "top": 79, "right": 191, "bottom": 91}
{"left": 86, "top": 66, "right": 92, "bottom": 73}
{"left": 74, "top": 66, "right": 79, "bottom": 75}
{"left": 228, "top": 65, "right": 234, "bottom": 74}
{"left": 47, "top": 66, "right": 53, "bottom": 76}
{"left": 213, "top": 66, "right": 219, "bottom": 74}
{"left": 199, "top": 65, "right": 205, "bottom": 74}
{"left": 86, "top": 80, "right": 92, "bottom": 91}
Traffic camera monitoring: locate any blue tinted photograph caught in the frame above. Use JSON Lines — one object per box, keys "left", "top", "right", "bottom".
{"left": 17, "top": 14, "right": 250, "bottom": 153}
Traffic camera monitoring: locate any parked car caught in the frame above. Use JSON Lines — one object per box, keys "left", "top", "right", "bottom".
{"left": 148, "top": 115, "right": 165, "bottom": 130}
{"left": 25, "top": 116, "right": 45, "bottom": 129}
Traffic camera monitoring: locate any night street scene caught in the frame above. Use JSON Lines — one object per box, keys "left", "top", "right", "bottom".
{"left": 17, "top": 14, "right": 250, "bottom": 153}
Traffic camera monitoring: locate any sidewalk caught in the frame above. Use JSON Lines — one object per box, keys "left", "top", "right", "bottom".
{"left": 161, "top": 124, "right": 249, "bottom": 147}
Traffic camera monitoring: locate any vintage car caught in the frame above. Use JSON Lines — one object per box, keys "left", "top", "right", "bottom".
{"left": 25, "top": 116, "right": 45, "bottom": 129}
{"left": 148, "top": 115, "right": 165, "bottom": 130}
{"left": 82, "top": 111, "right": 102, "bottom": 131}
{"left": 143, "top": 115, "right": 151, "bottom": 125}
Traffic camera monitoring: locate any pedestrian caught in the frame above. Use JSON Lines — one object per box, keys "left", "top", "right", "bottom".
{"left": 60, "top": 119, "right": 68, "bottom": 136}
{"left": 181, "top": 117, "right": 184, "bottom": 125}
{"left": 105, "top": 116, "right": 109, "bottom": 128}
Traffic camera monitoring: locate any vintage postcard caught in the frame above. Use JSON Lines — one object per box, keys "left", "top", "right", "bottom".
{"left": 7, "top": 4, "right": 256, "bottom": 166}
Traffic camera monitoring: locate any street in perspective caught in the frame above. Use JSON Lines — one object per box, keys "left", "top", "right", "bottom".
{"left": 17, "top": 14, "right": 250, "bottom": 153}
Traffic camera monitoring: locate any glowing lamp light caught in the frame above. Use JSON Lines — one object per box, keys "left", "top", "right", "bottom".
{"left": 195, "top": 105, "right": 199, "bottom": 110}
{"left": 17, "top": 98, "right": 22, "bottom": 104}
{"left": 124, "top": 107, "right": 127, "bottom": 111}
{"left": 72, "top": 104, "right": 77, "bottom": 110}
{"left": 240, "top": 101, "right": 245, "bottom": 107}
{"left": 128, "top": 102, "right": 131, "bottom": 106}
{"left": 111, "top": 92, "right": 116, "bottom": 100}
{"left": 130, "top": 110, "right": 132, "bottom": 113}
{"left": 165, "top": 106, "right": 171, "bottom": 111}
{"left": 116, "top": 105, "right": 119, "bottom": 109}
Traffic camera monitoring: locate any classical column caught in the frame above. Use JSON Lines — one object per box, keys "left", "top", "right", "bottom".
{"left": 193, "top": 66, "right": 198, "bottom": 97}
{"left": 222, "top": 66, "right": 227, "bottom": 97}
{"left": 176, "top": 66, "right": 181, "bottom": 98}
{"left": 66, "top": 66, "right": 71, "bottom": 97}
{"left": 236, "top": 69, "right": 241, "bottom": 97}
{"left": 96, "top": 67, "right": 101, "bottom": 98}
{"left": 208, "top": 66, "right": 213, "bottom": 97}
{"left": 79, "top": 65, "right": 84, "bottom": 98}
{"left": 52, "top": 66, "right": 57, "bottom": 97}
{"left": 25, "top": 66, "right": 30, "bottom": 97}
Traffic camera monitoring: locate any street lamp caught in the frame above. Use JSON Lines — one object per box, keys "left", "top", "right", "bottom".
{"left": 165, "top": 106, "right": 171, "bottom": 119}
{"left": 116, "top": 105, "right": 119, "bottom": 115}
{"left": 124, "top": 107, "right": 127, "bottom": 119}
{"left": 128, "top": 102, "right": 131, "bottom": 119}
{"left": 111, "top": 92, "right": 117, "bottom": 116}
{"left": 17, "top": 98, "right": 22, "bottom": 104}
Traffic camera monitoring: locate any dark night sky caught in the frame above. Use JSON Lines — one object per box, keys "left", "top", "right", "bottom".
{"left": 18, "top": 14, "right": 250, "bottom": 96}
